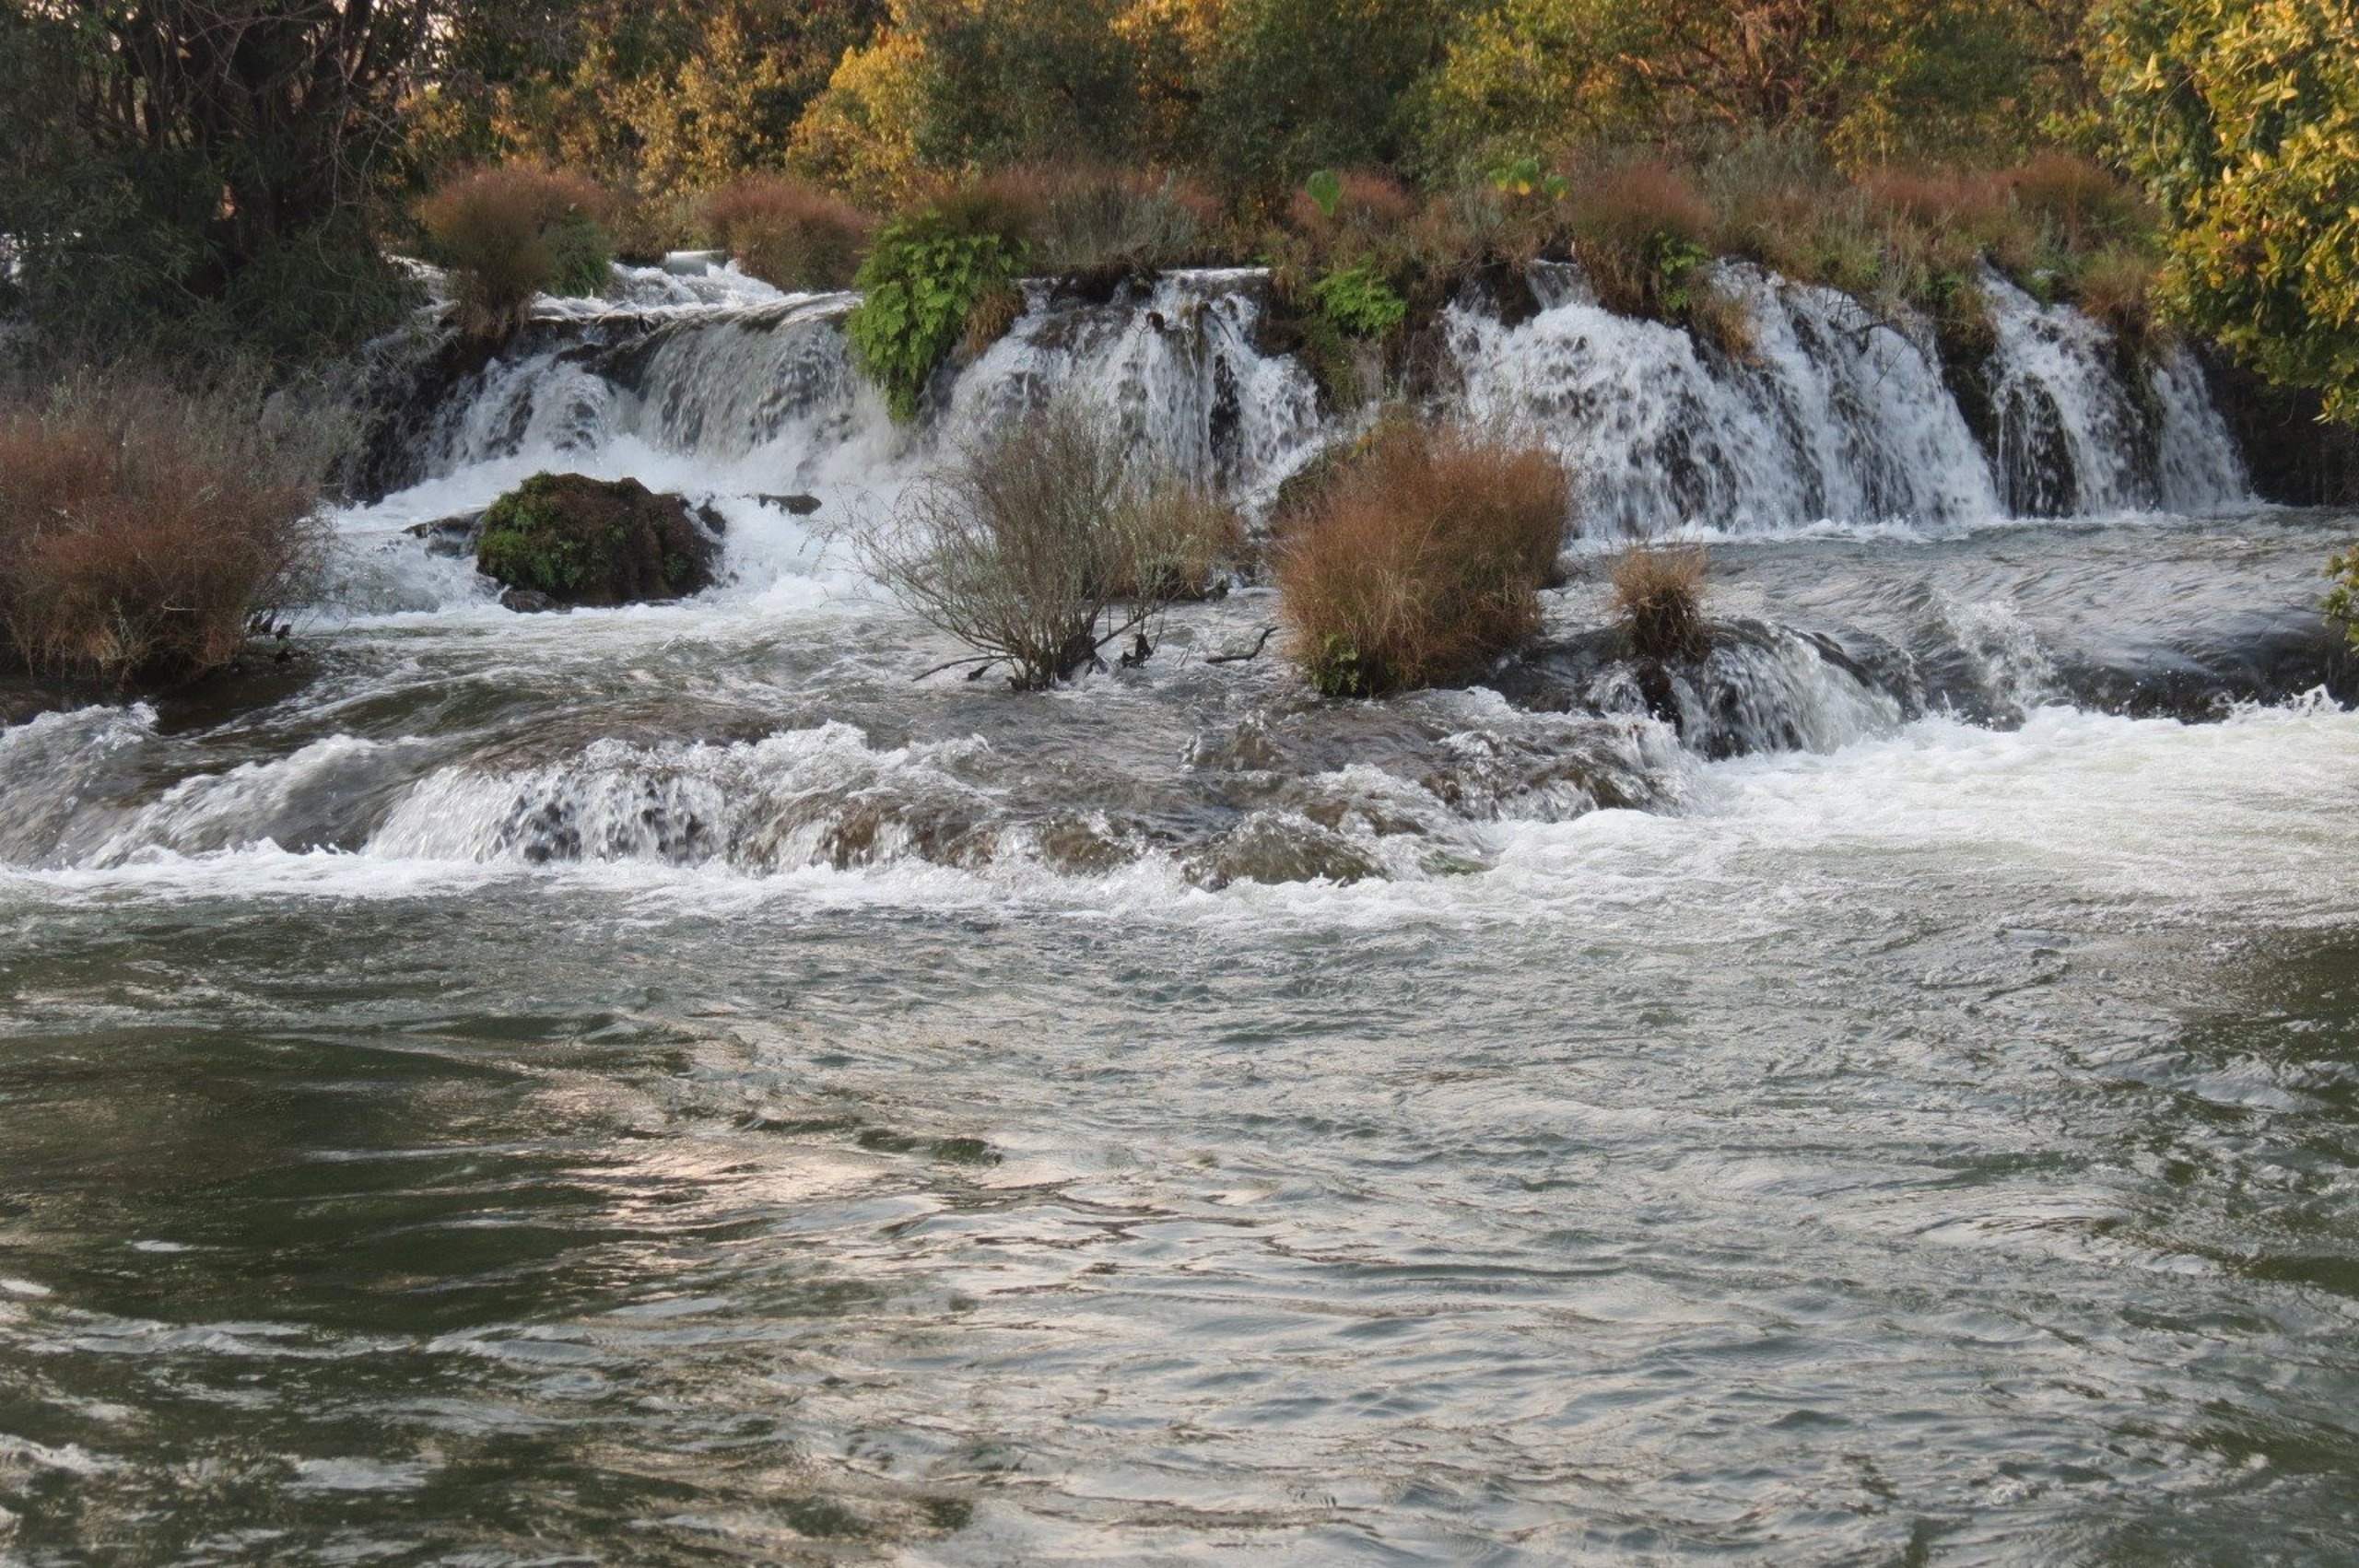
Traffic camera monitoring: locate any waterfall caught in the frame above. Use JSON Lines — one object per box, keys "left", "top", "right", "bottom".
{"left": 381, "top": 257, "right": 2252, "bottom": 537}
{"left": 1448, "top": 262, "right": 2001, "bottom": 535}
{"left": 393, "top": 269, "right": 1324, "bottom": 512}
{"left": 1979, "top": 271, "right": 2247, "bottom": 516}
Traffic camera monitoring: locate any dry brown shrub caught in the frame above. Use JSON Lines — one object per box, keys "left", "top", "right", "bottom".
{"left": 1007, "top": 165, "right": 1215, "bottom": 279}
{"left": 417, "top": 164, "right": 615, "bottom": 339}
{"left": 1684, "top": 283, "right": 1761, "bottom": 363}
{"left": 1560, "top": 158, "right": 1716, "bottom": 316}
{"left": 1289, "top": 170, "right": 1423, "bottom": 239}
{"left": 855, "top": 401, "right": 1209, "bottom": 689}
{"left": 2009, "top": 151, "right": 2145, "bottom": 252}
{"left": 2069, "top": 246, "right": 2160, "bottom": 345}
{"left": 1611, "top": 544, "right": 1710, "bottom": 661}
{"left": 1860, "top": 167, "right": 2037, "bottom": 275}
{"left": 1114, "top": 482, "right": 1247, "bottom": 600}
{"left": 0, "top": 378, "right": 330, "bottom": 681}
{"left": 960, "top": 282, "right": 1028, "bottom": 357}
{"left": 704, "top": 175, "right": 873, "bottom": 291}
{"left": 1277, "top": 424, "right": 1571, "bottom": 696}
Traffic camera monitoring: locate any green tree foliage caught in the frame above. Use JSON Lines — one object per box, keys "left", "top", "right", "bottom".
{"left": 1195, "top": 0, "right": 1445, "bottom": 192}
{"left": 2330, "top": 546, "right": 2359, "bottom": 644}
{"left": 1, "top": 0, "right": 430, "bottom": 362}
{"left": 2090, "top": 0, "right": 2359, "bottom": 420}
{"left": 1422, "top": 0, "right": 2094, "bottom": 178}
{"left": 418, "top": 0, "right": 886, "bottom": 200}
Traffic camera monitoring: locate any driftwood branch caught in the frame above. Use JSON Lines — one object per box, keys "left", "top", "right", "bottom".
{"left": 1205, "top": 626, "right": 1278, "bottom": 665}
{"left": 913, "top": 653, "right": 1005, "bottom": 683}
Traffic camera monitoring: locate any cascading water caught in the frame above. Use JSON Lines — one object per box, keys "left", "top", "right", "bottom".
{"left": 382, "top": 253, "right": 2249, "bottom": 548}
{"left": 1979, "top": 269, "right": 2247, "bottom": 516}
{"left": 1448, "top": 261, "right": 2002, "bottom": 534}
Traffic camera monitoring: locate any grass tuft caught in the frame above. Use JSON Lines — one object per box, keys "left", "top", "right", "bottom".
{"left": 1610, "top": 544, "right": 1710, "bottom": 661}
{"left": 705, "top": 176, "right": 873, "bottom": 292}
{"left": 417, "top": 165, "right": 615, "bottom": 340}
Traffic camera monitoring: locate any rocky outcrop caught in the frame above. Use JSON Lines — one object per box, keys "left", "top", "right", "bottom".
{"left": 2199, "top": 347, "right": 2359, "bottom": 507}
{"left": 475, "top": 473, "right": 722, "bottom": 608}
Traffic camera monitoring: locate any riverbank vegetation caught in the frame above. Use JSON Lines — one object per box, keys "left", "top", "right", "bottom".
{"left": 5, "top": 0, "right": 2351, "bottom": 427}
{"left": 1613, "top": 545, "right": 1712, "bottom": 662}
{"left": 1, "top": 0, "right": 2352, "bottom": 696}
{"left": 0, "top": 375, "right": 334, "bottom": 683}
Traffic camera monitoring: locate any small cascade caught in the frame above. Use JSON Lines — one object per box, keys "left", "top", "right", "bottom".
{"left": 393, "top": 269, "right": 1324, "bottom": 511}
{"left": 1979, "top": 271, "right": 2247, "bottom": 515}
{"left": 1448, "top": 263, "right": 1999, "bottom": 535}
{"left": 952, "top": 271, "right": 1326, "bottom": 509}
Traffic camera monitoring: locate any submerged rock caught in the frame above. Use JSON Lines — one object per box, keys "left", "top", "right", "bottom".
{"left": 405, "top": 510, "right": 484, "bottom": 557}
{"left": 475, "top": 473, "right": 722, "bottom": 607}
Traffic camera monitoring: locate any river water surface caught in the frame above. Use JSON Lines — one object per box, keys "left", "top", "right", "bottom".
{"left": 5, "top": 268, "right": 2359, "bottom": 1562}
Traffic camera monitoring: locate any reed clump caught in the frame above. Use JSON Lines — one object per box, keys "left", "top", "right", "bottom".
{"left": 0, "top": 375, "right": 333, "bottom": 682}
{"left": 1277, "top": 424, "right": 1571, "bottom": 697}
{"left": 417, "top": 165, "right": 615, "bottom": 340}
{"left": 1558, "top": 158, "right": 1717, "bottom": 319}
{"left": 1611, "top": 544, "right": 1710, "bottom": 661}
{"left": 704, "top": 176, "right": 874, "bottom": 292}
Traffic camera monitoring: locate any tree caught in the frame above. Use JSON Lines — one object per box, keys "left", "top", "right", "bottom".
{"left": 2091, "top": 0, "right": 2359, "bottom": 420}
{"left": 2, "top": 0, "right": 438, "bottom": 360}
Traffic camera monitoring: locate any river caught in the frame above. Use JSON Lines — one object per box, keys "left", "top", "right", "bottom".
{"left": 1, "top": 266, "right": 2355, "bottom": 1563}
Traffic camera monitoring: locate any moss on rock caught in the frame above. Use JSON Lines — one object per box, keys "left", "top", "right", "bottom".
{"left": 475, "top": 473, "right": 720, "bottom": 607}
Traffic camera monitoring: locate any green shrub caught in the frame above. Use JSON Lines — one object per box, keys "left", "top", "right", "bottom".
{"left": 2329, "top": 548, "right": 2359, "bottom": 648}
{"left": 1308, "top": 264, "right": 1408, "bottom": 337}
{"left": 475, "top": 473, "right": 716, "bottom": 605}
{"left": 846, "top": 209, "right": 1028, "bottom": 421}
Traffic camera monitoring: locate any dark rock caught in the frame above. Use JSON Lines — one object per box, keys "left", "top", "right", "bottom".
{"left": 757, "top": 493, "right": 823, "bottom": 515}
{"left": 475, "top": 473, "right": 722, "bottom": 607}
{"left": 2198, "top": 345, "right": 2359, "bottom": 507}
{"left": 499, "top": 587, "right": 563, "bottom": 614}
{"left": 405, "top": 510, "right": 485, "bottom": 558}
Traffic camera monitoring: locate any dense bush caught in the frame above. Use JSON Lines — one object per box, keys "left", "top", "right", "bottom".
{"left": 417, "top": 166, "right": 616, "bottom": 340}
{"left": 1611, "top": 545, "right": 1710, "bottom": 661}
{"left": 1277, "top": 424, "right": 1571, "bottom": 696}
{"left": 2330, "top": 547, "right": 2359, "bottom": 648}
{"left": 1022, "top": 167, "right": 1216, "bottom": 282}
{"left": 2, "top": 0, "right": 425, "bottom": 367}
{"left": 2092, "top": 0, "right": 2359, "bottom": 421}
{"left": 854, "top": 403, "right": 1220, "bottom": 688}
{"left": 845, "top": 207, "right": 1028, "bottom": 420}
{"left": 705, "top": 176, "right": 874, "bottom": 291}
{"left": 0, "top": 376, "right": 334, "bottom": 681}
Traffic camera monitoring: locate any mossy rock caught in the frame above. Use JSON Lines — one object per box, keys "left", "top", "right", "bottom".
{"left": 475, "top": 474, "right": 720, "bottom": 606}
